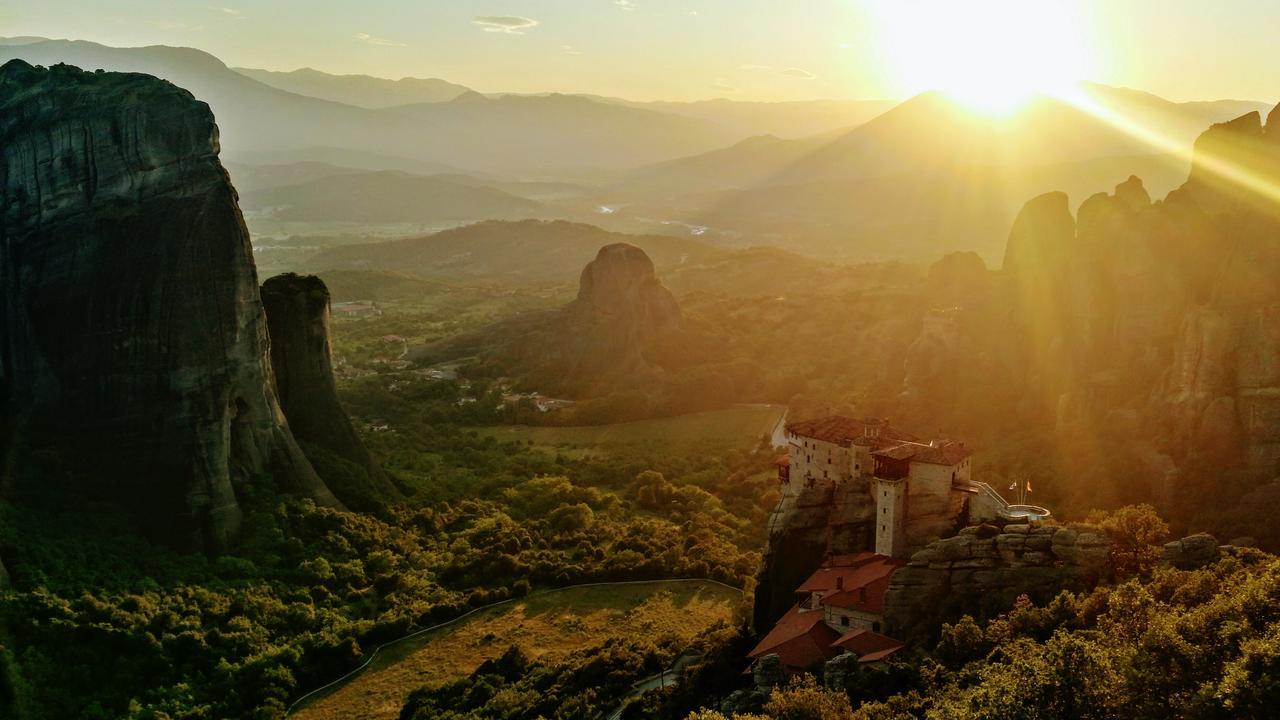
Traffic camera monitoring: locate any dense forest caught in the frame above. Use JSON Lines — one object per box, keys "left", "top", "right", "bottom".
{"left": 0, "top": 379, "right": 776, "bottom": 718}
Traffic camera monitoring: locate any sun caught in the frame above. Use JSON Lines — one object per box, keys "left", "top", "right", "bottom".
{"left": 867, "top": 0, "right": 1093, "bottom": 115}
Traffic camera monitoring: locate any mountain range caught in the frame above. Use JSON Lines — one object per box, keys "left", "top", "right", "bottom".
{"left": 5, "top": 36, "right": 1271, "bottom": 263}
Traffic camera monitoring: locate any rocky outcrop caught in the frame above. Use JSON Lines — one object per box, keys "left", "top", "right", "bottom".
{"left": 1161, "top": 533, "right": 1220, "bottom": 570}
{"left": 883, "top": 524, "right": 1110, "bottom": 633}
{"left": 0, "top": 60, "right": 341, "bottom": 550}
{"left": 556, "top": 243, "right": 685, "bottom": 380}
{"left": 491, "top": 242, "right": 711, "bottom": 397}
{"left": 261, "top": 274, "right": 398, "bottom": 510}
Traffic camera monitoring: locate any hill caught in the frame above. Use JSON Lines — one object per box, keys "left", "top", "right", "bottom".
{"left": 608, "top": 85, "right": 1269, "bottom": 259}
{"left": 238, "top": 170, "right": 545, "bottom": 223}
{"left": 0, "top": 39, "right": 734, "bottom": 175}
{"left": 305, "top": 219, "right": 724, "bottom": 284}
{"left": 234, "top": 66, "right": 472, "bottom": 107}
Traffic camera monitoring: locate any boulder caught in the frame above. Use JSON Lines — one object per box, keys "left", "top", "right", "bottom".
{"left": 1162, "top": 533, "right": 1221, "bottom": 570}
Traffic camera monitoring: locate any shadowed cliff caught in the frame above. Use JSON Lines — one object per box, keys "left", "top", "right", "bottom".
{"left": 261, "top": 273, "right": 399, "bottom": 510}
{"left": 0, "top": 60, "right": 342, "bottom": 550}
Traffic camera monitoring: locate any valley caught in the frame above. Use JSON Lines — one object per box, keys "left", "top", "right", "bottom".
{"left": 3, "top": 11, "right": 1280, "bottom": 720}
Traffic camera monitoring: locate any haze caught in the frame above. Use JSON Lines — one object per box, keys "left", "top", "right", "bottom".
{"left": 9, "top": 0, "right": 1280, "bottom": 102}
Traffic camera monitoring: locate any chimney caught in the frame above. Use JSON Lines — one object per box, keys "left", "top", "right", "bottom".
{"left": 836, "top": 576, "right": 844, "bottom": 590}
{"left": 859, "top": 587, "right": 868, "bottom": 603}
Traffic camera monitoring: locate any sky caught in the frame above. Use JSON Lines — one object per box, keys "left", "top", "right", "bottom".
{"left": 5, "top": 0, "right": 1280, "bottom": 103}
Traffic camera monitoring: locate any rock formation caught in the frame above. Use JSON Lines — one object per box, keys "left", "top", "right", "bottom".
{"left": 1160, "top": 532, "right": 1220, "bottom": 570}
{"left": 261, "top": 273, "right": 397, "bottom": 510}
{"left": 555, "top": 242, "right": 685, "bottom": 379}
{"left": 491, "top": 242, "right": 708, "bottom": 396}
{"left": 0, "top": 60, "right": 341, "bottom": 550}
{"left": 993, "top": 104, "right": 1280, "bottom": 512}
{"left": 882, "top": 523, "right": 1111, "bottom": 633}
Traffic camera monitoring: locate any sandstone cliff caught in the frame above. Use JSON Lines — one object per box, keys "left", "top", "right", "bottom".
{"left": 261, "top": 273, "right": 398, "bottom": 510}
{"left": 479, "top": 242, "right": 714, "bottom": 398}
{"left": 0, "top": 60, "right": 341, "bottom": 550}
{"left": 883, "top": 523, "right": 1111, "bottom": 634}
{"left": 997, "top": 105, "right": 1280, "bottom": 510}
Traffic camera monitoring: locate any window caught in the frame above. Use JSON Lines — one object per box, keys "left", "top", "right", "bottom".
{"left": 841, "top": 616, "right": 849, "bottom": 627}
{"left": 873, "top": 622, "right": 881, "bottom": 632}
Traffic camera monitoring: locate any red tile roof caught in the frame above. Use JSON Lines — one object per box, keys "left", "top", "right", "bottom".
{"left": 795, "top": 553, "right": 904, "bottom": 602}
{"left": 823, "top": 575, "right": 895, "bottom": 614}
{"left": 748, "top": 606, "right": 842, "bottom": 669}
{"left": 871, "top": 440, "right": 972, "bottom": 466}
{"left": 856, "top": 645, "right": 905, "bottom": 664}
{"left": 785, "top": 416, "right": 918, "bottom": 448}
{"left": 830, "top": 628, "right": 906, "bottom": 659}
{"left": 775, "top": 455, "right": 790, "bottom": 467}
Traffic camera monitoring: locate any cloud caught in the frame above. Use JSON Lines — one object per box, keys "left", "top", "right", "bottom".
{"left": 354, "top": 32, "right": 407, "bottom": 47}
{"left": 738, "top": 63, "right": 771, "bottom": 71}
{"left": 713, "top": 78, "right": 737, "bottom": 93}
{"left": 562, "top": 44, "right": 582, "bottom": 55}
{"left": 778, "top": 67, "right": 817, "bottom": 79}
{"left": 473, "top": 15, "right": 539, "bottom": 34}
{"left": 220, "top": 7, "right": 244, "bottom": 19}
{"left": 615, "top": 0, "right": 636, "bottom": 10}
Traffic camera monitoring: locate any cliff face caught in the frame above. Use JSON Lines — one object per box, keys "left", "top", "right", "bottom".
{"left": 261, "top": 273, "right": 397, "bottom": 510}
{"left": 883, "top": 524, "right": 1110, "bottom": 634}
{"left": 0, "top": 60, "right": 341, "bottom": 550}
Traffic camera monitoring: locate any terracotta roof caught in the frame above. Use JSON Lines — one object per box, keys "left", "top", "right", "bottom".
{"left": 856, "top": 645, "right": 905, "bottom": 664}
{"left": 785, "top": 416, "right": 918, "bottom": 448}
{"left": 914, "top": 442, "right": 972, "bottom": 466}
{"left": 795, "top": 553, "right": 904, "bottom": 599}
{"left": 831, "top": 628, "right": 905, "bottom": 659}
{"left": 749, "top": 606, "right": 842, "bottom": 669}
{"left": 775, "top": 455, "right": 790, "bottom": 467}
{"left": 871, "top": 440, "right": 972, "bottom": 466}
{"left": 823, "top": 575, "right": 894, "bottom": 614}
{"left": 873, "top": 443, "right": 919, "bottom": 461}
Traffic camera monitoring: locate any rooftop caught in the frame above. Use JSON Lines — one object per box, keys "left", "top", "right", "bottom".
{"left": 830, "top": 628, "right": 906, "bottom": 661}
{"left": 872, "top": 439, "right": 972, "bottom": 466}
{"left": 748, "top": 605, "right": 842, "bottom": 669}
{"left": 785, "top": 416, "right": 919, "bottom": 448}
{"left": 795, "top": 552, "right": 904, "bottom": 612}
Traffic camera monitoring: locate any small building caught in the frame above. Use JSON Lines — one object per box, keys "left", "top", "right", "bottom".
{"left": 781, "top": 415, "right": 1023, "bottom": 558}
{"left": 749, "top": 552, "right": 904, "bottom": 673}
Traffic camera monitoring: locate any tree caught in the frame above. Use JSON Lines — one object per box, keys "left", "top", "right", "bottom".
{"left": 1086, "top": 504, "right": 1169, "bottom": 578}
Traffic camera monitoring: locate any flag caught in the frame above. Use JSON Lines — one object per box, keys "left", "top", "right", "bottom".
{"left": 1008, "top": 482, "right": 1016, "bottom": 491}
{"left": 1026, "top": 481, "right": 1033, "bottom": 493}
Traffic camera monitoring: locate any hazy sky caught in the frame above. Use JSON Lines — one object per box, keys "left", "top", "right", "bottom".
{"left": 6, "top": 0, "right": 1280, "bottom": 103}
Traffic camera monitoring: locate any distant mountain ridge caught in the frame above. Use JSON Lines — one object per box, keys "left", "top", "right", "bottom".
{"left": 304, "top": 219, "right": 724, "bottom": 284}
{"left": 234, "top": 66, "right": 472, "bottom": 107}
{"left": 0, "top": 38, "right": 733, "bottom": 175}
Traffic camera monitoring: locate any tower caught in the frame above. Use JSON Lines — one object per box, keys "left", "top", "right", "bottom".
{"left": 873, "top": 476, "right": 908, "bottom": 558}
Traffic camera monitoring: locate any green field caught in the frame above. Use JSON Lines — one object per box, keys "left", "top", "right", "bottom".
{"left": 475, "top": 404, "right": 786, "bottom": 450}
{"left": 292, "top": 580, "right": 742, "bottom": 720}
